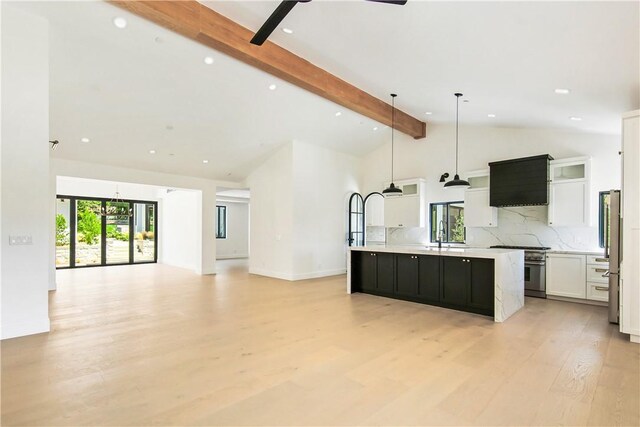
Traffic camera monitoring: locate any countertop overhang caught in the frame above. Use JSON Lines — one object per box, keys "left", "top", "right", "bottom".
{"left": 349, "top": 245, "right": 523, "bottom": 259}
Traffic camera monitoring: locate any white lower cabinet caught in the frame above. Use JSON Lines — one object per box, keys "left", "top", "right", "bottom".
{"left": 587, "top": 282, "right": 609, "bottom": 302}
{"left": 546, "top": 253, "right": 587, "bottom": 299}
{"left": 547, "top": 253, "right": 609, "bottom": 303}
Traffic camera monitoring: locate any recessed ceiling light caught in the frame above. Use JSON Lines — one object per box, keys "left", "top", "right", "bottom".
{"left": 425, "top": 112, "right": 432, "bottom": 115}
{"left": 335, "top": 112, "right": 342, "bottom": 117}
{"left": 149, "top": 150, "right": 156, "bottom": 154}
{"left": 282, "top": 28, "right": 293, "bottom": 34}
{"left": 203, "top": 56, "right": 214, "bottom": 65}
{"left": 570, "top": 116, "right": 582, "bottom": 121}
{"left": 268, "top": 84, "right": 277, "bottom": 91}
{"left": 488, "top": 114, "right": 496, "bottom": 118}
{"left": 80, "top": 137, "right": 90, "bottom": 143}
{"left": 202, "top": 160, "right": 209, "bottom": 164}
{"left": 555, "top": 88, "right": 570, "bottom": 94}
{"left": 113, "top": 17, "right": 127, "bottom": 29}
{"left": 373, "top": 127, "right": 378, "bottom": 131}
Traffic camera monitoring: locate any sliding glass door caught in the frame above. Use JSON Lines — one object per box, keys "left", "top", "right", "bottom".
{"left": 133, "top": 203, "right": 155, "bottom": 263}
{"left": 55, "top": 198, "right": 71, "bottom": 267}
{"left": 56, "top": 196, "right": 157, "bottom": 269}
{"left": 106, "top": 201, "right": 131, "bottom": 265}
{"left": 75, "top": 199, "right": 102, "bottom": 266}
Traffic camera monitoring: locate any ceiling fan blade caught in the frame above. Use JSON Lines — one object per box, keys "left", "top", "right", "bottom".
{"left": 250, "top": 0, "right": 300, "bottom": 46}
{"left": 365, "top": 0, "right": 408, "bottom": 5}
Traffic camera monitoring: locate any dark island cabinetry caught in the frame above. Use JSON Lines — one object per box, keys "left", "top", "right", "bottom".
{"left": 356, "top": 252, "right": 395, "bottom": 294}
{"left": 351, "top": 251, "right": 494, "bottom": 317}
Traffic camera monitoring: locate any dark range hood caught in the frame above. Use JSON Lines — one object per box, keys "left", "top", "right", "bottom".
{"left": 489, "top": 154, "right": 553, "bottom": 207}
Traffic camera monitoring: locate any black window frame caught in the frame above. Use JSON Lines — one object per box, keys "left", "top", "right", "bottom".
{"left": 216, "top": 205, "right": 227, "bottom": 239}
{"left": 599, "top": 191, "right": 610, "bottom": 248}
{"left": 429, "top": 201, "right": 466, "bottom": 244}
{"left": 55, "top": 194, "right": 158, "bottom": 269}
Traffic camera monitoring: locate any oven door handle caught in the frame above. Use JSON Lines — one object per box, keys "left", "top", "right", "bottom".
{"left": 525, "top": 261, "right": 546, "bottom": 266}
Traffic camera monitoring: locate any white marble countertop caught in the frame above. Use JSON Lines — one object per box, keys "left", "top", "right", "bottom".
{"left": 547, "top": 249, "right": 605, "bottom": 256}
{"left": 350, "top": 245, "right": 523, "bottom": 259}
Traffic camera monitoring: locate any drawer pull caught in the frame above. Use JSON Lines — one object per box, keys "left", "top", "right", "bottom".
{"left": 594, "top": 268, "right": 607, "bottom": 273}
{"left": 595, "top": 258, "right": 609, "bottom": 263}
{"left": 595, "top": 286, "right": 609, "bottom": 291}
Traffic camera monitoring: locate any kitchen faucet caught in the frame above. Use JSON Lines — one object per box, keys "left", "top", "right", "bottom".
{"left": 436, "top": 220, "right": 446, "bottom": 249}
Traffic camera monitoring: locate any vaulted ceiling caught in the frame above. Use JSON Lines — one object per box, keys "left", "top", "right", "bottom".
{"left": 12, "top": 1, "right": 639, "bottom": 181}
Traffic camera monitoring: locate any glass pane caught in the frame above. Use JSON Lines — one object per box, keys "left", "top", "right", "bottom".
{"left": 468, "top": 175, "right": 489, "bottom": 189}
{"left": 134, "top": 203, "right": 155, "bottom": 263}
{"left": 402, "top": 184, "right": 418, "bottom": 195}
{"left": 55, "top": 198, "right": 71, "bottom": 267}
{"left": 448, "top": 203, "right": 465, "bottom": 243}
{"left": 106, "top": 202, "right": 131, "bottom": 264}
{"left": 554, "top": 164, "right": 585, "bottom": 181}
{"left": 75, "top": 200, "right": 102, "bottom": 266}
{"left": 430, "top": 204, "right": 444, "bottom": 241}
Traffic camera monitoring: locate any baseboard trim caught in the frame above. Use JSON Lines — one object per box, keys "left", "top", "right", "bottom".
{"left": 291, "top": 269, "right": 346, "bottom": 281}
{"left": 248, "top": 267, "right": 346, "bottom": 282}
{"left": 1, "top": 316, "right": 50, "bottom": 340}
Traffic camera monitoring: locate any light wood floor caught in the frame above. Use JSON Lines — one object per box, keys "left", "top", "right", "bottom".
{"left": 1, "top": 260, "right": 638, "bottom": 426}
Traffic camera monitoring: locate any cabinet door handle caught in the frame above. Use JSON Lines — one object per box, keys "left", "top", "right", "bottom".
{"left": 594, "top": 268, "right": 607, "bottom": 273}
{"left": 595, "top": 286, "right": 609, "bottom": 291}
{"left": 595, "top": 258, "right": 609, "bottom": 263}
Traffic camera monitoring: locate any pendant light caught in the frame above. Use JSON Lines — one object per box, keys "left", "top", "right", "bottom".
{"left": 443, "top": 92, "right": 470, "bottom": 188}
{"left": 101, "top": 185, "right": 133, "bottom": 217}
{"left": 383, "top": 93, "right": 402, "bottom": 195}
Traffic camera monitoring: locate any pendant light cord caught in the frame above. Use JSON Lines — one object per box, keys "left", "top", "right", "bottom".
{"left": 455, "top": 93, "right": 460, "bottom": 175}
{"left": 391, "top": 93, "right": 398, "bottom": 182}
{"left": 391, "top": 93, "right": 397, "bottom": 182}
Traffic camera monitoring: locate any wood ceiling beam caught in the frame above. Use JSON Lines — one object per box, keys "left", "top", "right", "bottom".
{"left": 109, "top": 1, "right": 426, "bottom": 139}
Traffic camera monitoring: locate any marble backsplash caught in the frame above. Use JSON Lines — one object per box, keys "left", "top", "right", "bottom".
{"left": 387, "top": 206, "right": 601, "bottom": 251}
{"left": 365, "top": 226, "right": 386, "bottom": 243}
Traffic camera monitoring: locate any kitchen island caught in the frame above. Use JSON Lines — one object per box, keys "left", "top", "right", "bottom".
{"left": 348, "top": 245, "right": 524, "bottom": 322}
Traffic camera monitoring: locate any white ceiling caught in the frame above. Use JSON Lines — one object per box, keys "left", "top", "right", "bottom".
{"left": 12, "top": 1, "right": 639, "bottom": 182}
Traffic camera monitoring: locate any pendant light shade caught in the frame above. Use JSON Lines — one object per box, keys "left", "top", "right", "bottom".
{"left": 443, "top": 93, "right": 470, "bottom": 189}
{"left": 383, "top": 93, "right": 402, "bottom": 195}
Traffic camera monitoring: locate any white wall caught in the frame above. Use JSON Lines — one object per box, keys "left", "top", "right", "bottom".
{"left": 1, "top": 5, "right": 51, "bottom": 339}
{"left": 363, "top": 123, "right": 621, "bottom": 251}
{"left": 247, "top": 141, "right": 361, "bottom": 280}
{"left": 292, "top": 141, "right": 361, "bottom": 278}
{"left": 247, "top": 144, "right": 294, "bottom": 278}
{"left": 159, "top": 190, "right": 200, "bottom": 271}
{"left": 57, "top": 176, "right": 161, "bottom": 201}
{"left": 52, "top": 158, "right": 240, "bottom": 275}
{"left": 215, "top": 200, "right": 249, "bottom": 259}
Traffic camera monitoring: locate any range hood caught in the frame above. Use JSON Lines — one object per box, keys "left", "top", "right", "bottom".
{"left": 489, "top": 154, "right": 553, "bottom": 207}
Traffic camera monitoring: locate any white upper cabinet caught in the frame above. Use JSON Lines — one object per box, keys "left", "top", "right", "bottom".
{"left": 464, "top": 169, "right": 498, "bottom": 228}
{"left": 383, "top": 178, "right": 426, "bottom": 228}
{"left": 365, "top": 195, "right": 384, "bottom": 226}
{"left": 548, "top": 157, "right": 591, "bottom": 227}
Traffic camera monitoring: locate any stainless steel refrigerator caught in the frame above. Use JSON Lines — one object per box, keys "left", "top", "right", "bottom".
{"left": 605, "top": 190, "right": 621, "bottom": 324}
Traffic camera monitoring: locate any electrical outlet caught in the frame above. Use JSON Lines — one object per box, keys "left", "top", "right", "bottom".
{"left": 9, "top": 235, "right": 33, "bottom": 245}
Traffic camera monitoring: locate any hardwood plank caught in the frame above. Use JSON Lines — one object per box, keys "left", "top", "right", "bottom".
{"left": 1, "top": 262, "right": 638, "bottom": 426}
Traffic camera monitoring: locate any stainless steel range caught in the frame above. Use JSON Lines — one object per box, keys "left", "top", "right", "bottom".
{"left": 490, "top": 245, "right": 551, "bottom": 298}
